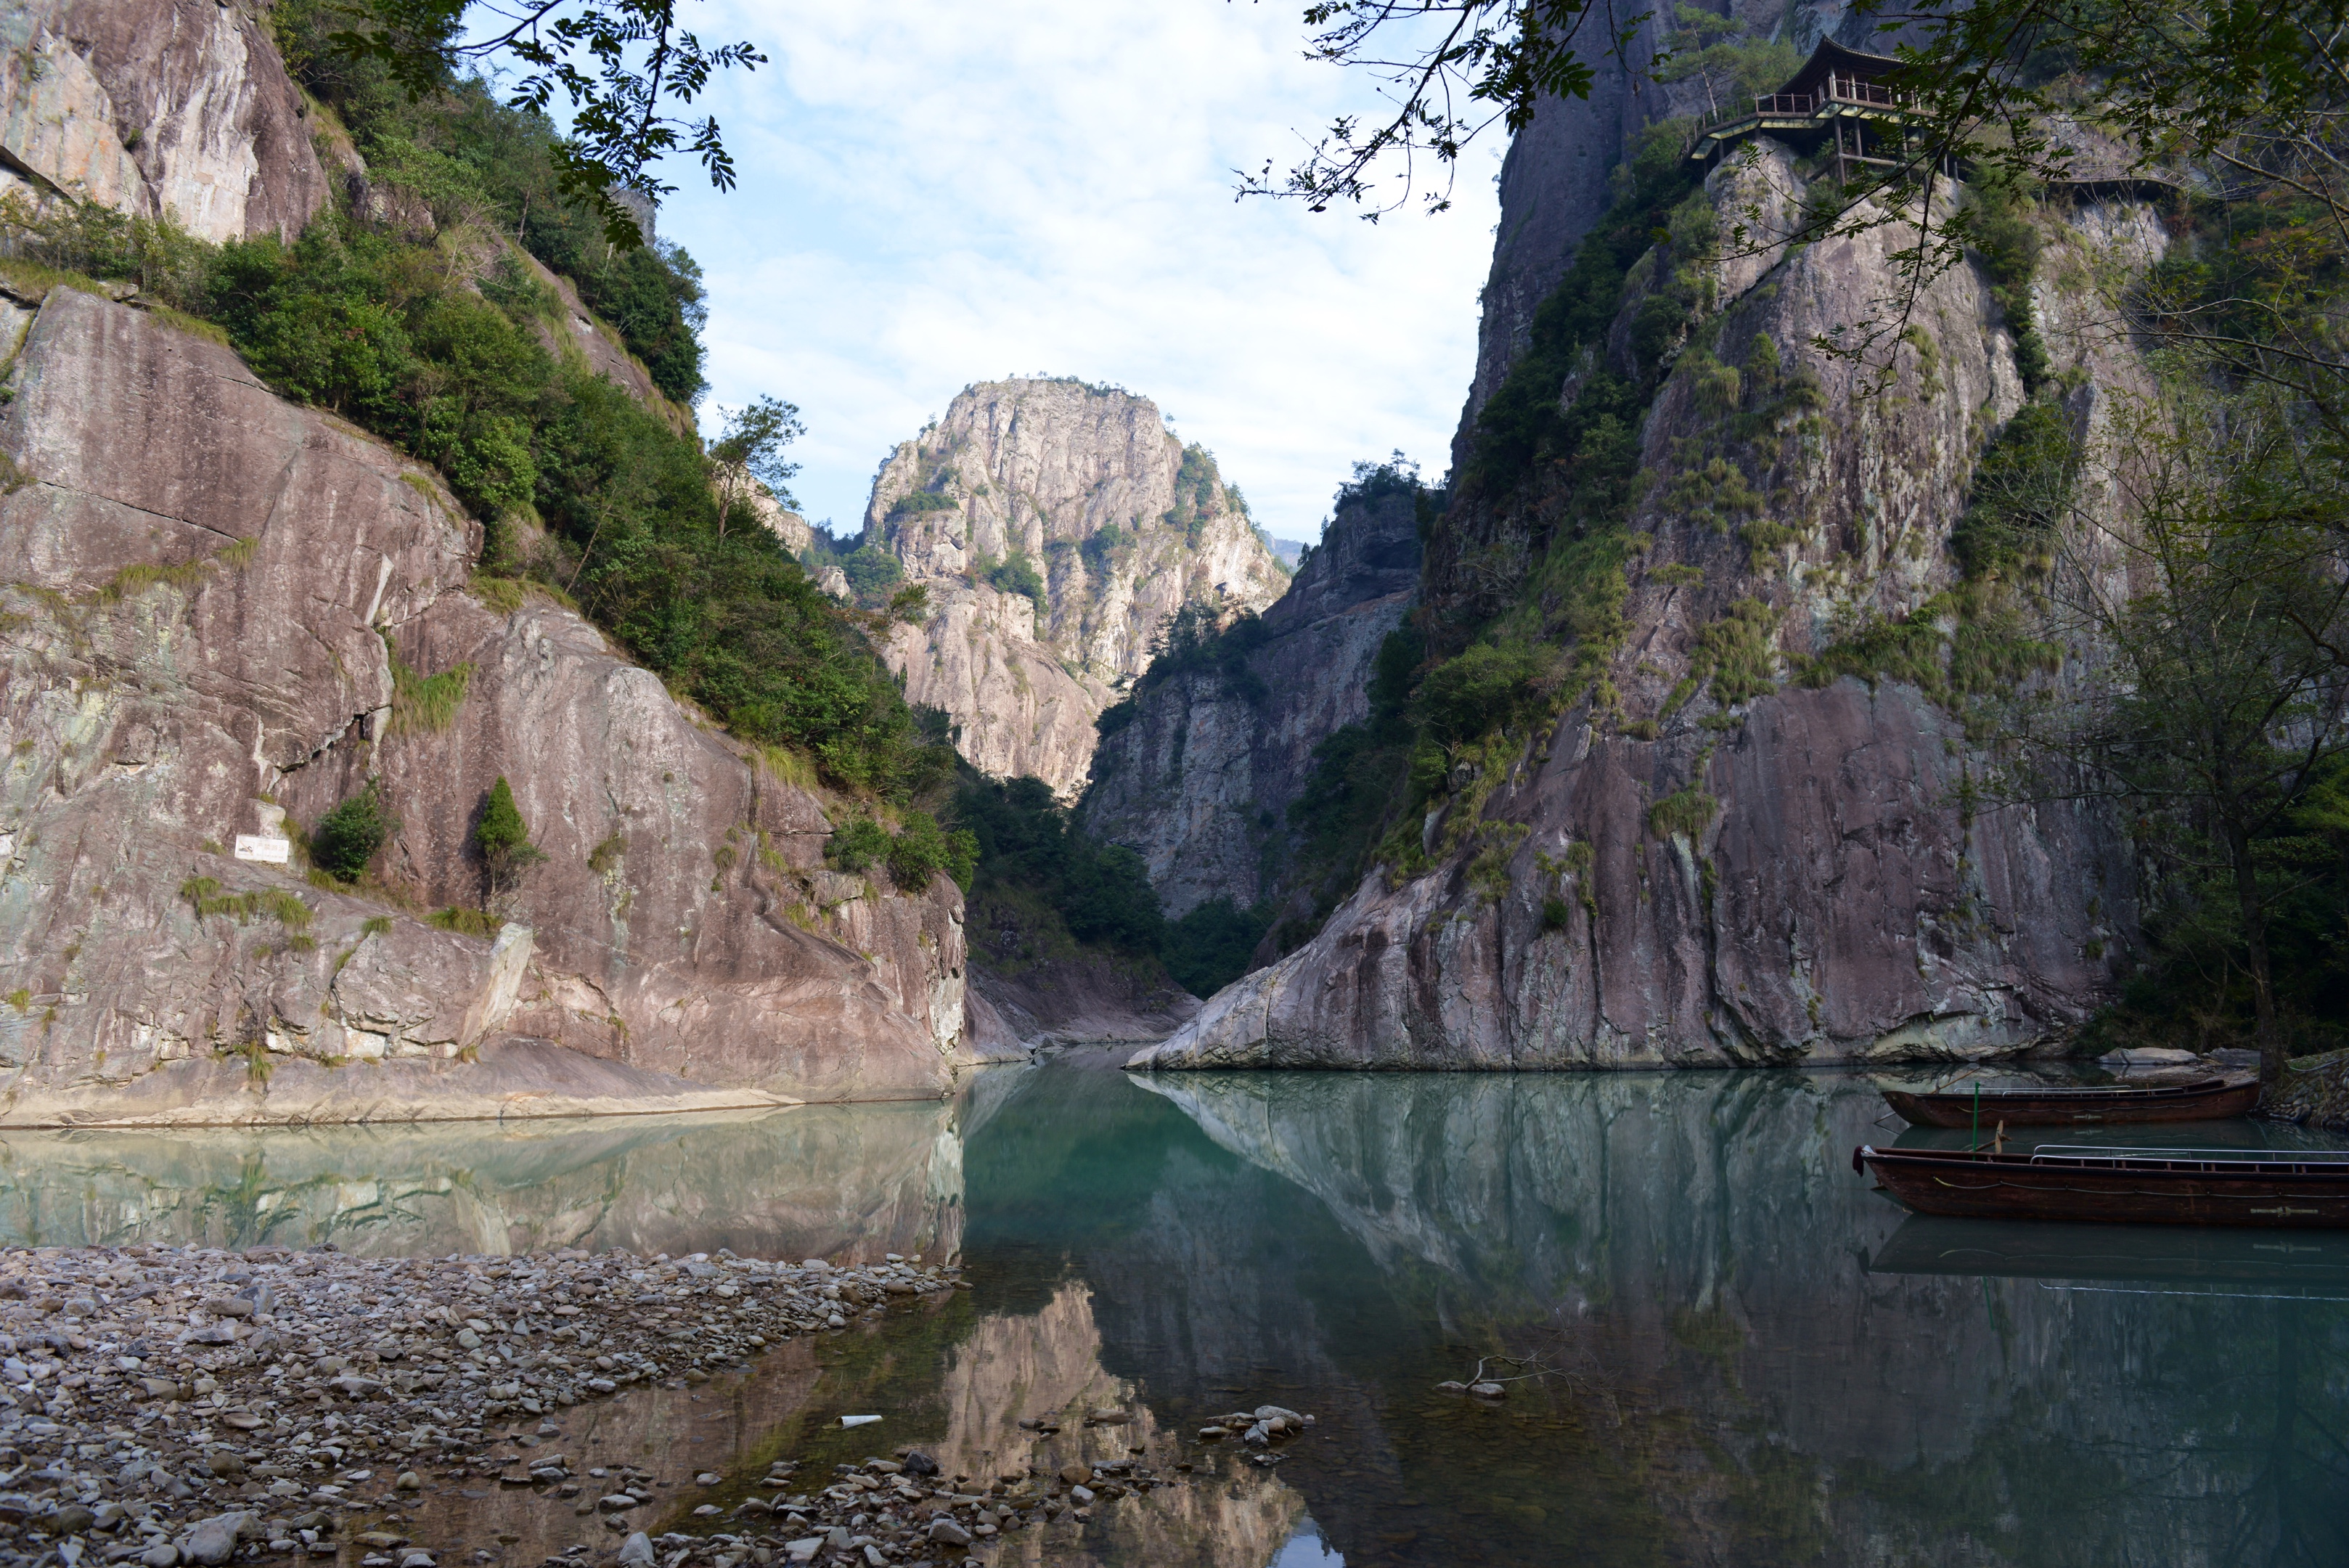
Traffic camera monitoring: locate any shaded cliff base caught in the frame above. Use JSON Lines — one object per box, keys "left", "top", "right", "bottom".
{"left": 968, "top": 958, "right": 1198, "bottom": 1053}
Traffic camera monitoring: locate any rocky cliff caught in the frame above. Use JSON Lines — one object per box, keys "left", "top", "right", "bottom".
{"left": 867, "top": 379, "right": 1288, "bottom": 796}
{"left": 0, "top": 0, "right": 329, "bottom": 242}
{"left": 1456, "top": 0, "right": 1903, "bottom": 460}
{"left": 1133, "top": 139, "right": 2151, "bottom": 1070}
{"left": 1078, "top": 484, "right": 1423, "bottom": 919}
{"left": 0, "top": 285, "right": 973, "bottom": 1123}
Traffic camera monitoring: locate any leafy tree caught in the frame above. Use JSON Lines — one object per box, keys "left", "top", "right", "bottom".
{"left": 955, "top": 775, "right": 1164, "bottom": 955}
{"left": 1160, "top": 898, "right": 1272, "bottom": 997}
{"left": 1994, "top": 393, "right": 2349, "bottom": 1086}
{"left": 841, "top": 545, "right": 905, "bottom": 608}
{"left": 709, "top": 395, "right": 804, "bottom": 538}
{"left": 313, "top": 780, "right": 390, "bottom": 883}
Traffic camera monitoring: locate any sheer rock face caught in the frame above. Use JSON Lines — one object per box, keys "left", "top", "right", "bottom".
{"left": 865, "top": 379, "right": 1287, "bottom": 796}
{"left": 0, "top": 288, "right": 969, "bottom": 1122}
{"left": 1453, "top": 0, "right": 1909, "bottom": 467}
{"left": 1078, "top": 489, "right": 1422, "bottom": 918}
{"left": 0, "top": 0, "right": 329, "bottom": 242}
{"left": 882, "top": 582, "right": 1114, "bottom": 799}
{"left": 1132, "top": 152, "right": 2157, "bottom": 1071}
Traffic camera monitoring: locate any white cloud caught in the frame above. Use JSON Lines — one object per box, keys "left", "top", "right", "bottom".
{"left": 655, "top": 0, "right": 1502, "bottom": 542}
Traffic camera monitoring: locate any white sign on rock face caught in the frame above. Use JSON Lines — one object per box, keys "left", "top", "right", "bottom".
{"left": 232, "top": 835, "right": 291, "bottom": 865}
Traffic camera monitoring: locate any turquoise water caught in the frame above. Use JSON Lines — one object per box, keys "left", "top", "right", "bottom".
{"left": 3, "top": 1056, "right": 2347, "bottom": 1565}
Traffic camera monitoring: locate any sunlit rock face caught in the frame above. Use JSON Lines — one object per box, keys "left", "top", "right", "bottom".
{"left": 1134, "top": 144, "right": 2157, "bottom": 1071}
{"left": 0, "top": 293, "right": 970, "bottom": 1122}
{"left": 1079, "top": 487, "right": 1422, "bottom": 920}
{"left": 0, "top": 0, "right": 330, "bottom": 242}
{"left": 867, "top": 379, "right": 1288, "bottom": 798}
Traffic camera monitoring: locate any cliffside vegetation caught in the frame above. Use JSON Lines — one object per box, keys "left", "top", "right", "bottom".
{"left": 954, "top": 770, "right": 1275, "bottom": 998}
{"left": 0, "top": 1, "right": 955, "bottom": 813}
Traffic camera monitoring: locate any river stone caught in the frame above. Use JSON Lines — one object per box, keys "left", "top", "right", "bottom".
{"left": 616, "top": 1535, "right": 654, "bottom": 1568}
{"left": 926, "top": 1519, "right": 972, "bottom": 1547}
{"left": 180, "top": 1512, "right": 255, "bottom": 1567}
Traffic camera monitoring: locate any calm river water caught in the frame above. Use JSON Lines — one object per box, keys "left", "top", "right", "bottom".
{"left": 0, "top": 1053, "right": 2344, "bottom": 1567}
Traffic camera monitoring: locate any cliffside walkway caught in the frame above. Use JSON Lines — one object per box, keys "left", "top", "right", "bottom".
{"left": 1686, "top": 39, "right": 1913, "bottom": 175}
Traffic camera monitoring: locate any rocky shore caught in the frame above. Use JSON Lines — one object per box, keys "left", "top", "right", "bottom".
{"left": 0, "top": 1244, "right": 1075, "bottom": 1568}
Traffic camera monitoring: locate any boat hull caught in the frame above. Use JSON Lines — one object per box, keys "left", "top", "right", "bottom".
{"left": 1880, "top": 1075, "right": 2260, "bottom": 1128}
{"left": 1855, "top": 1146, "right": 2349, "bottom": 1228}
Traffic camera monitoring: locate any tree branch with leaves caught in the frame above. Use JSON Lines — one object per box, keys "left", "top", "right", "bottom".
{"left": 322, "top": 0, "right": 764, "bottom": 247}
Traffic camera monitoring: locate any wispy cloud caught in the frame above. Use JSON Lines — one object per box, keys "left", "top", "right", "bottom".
{"left": 657, "top": 0, "right": 1501, "bottom": 542}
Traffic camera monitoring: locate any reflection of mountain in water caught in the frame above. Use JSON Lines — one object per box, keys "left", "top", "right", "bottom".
{"left": 955, "top": 1063, "right": 2349, "bottom": 1567}
{"left": 0, "top": 1103, "right": 965, "bottom": 1262}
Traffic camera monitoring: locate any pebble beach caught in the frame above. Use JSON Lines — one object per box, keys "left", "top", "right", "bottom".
{"left": 0, "top": 1241, "right": 1231, "bottom": 1568}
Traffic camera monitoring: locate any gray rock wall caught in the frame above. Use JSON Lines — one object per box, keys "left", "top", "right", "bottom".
{"left": 1133, "top": 155, "right": 2153, "bottom": 1071}
{"left": 0, "top": 0, "right": 329, "bottom": 242}
{"left": 0, "top": 287, "right": 973, "bottom": 1122}
{"left": 1079, "top": 489, "right": 1422, "bottom": 918}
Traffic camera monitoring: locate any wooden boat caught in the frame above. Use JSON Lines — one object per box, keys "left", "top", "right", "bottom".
{"left": 1854, "top": 1143, "right": 2349, "bottom": 1227}
{"left": 1879, "top": 1071, "right": 2260, "bottom": 1128}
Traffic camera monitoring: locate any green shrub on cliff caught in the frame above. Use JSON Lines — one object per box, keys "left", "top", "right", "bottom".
{"left": 270, "top": 0, "right": 710, "bottom": 402}
{"left": 313, "top": 780, "right": 389, "bottom": 884}
{"left": 474, "top": 776, "right": 546, "bottom": 904}
{"left": 982, "top": 551, "right": 1047, "bottom": 610}
{"left": 827, "top": 810, "right": 977, "bottom": 892}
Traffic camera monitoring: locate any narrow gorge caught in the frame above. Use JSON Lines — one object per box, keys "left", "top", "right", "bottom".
{"left": 0, "top": 0, "right": 2316, "bottom": 1116}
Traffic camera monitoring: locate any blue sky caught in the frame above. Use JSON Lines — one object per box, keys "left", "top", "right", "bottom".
{"left": 650, "top": 0, "right": 1504, "bottom": 543}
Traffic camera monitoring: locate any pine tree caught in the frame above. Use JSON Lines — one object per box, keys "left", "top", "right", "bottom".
{"left": 475, "top": 776, "right": 546, "bottom": 909}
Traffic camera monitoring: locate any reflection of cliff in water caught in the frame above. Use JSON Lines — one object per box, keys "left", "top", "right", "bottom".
{"left": 0, "top": 1103, "right": 964, "bottom": 1262}
{"left": 953, "top": 1063, "right": 2349, "bottom": 1567}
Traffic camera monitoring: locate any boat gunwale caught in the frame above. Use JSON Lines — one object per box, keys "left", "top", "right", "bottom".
{"left": 1857, "top": 1144, "right": 2349, "bottom": 1180}
{"left": 1889, "top": 1074, "right": 2243, "bottom": 1103}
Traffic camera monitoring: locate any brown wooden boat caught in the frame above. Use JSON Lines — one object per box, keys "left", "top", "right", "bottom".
{"left": 1855, "top": 1143, "right": 2349, "bottom": 1227}
{"left": 1879, "top": 1071, "right": 2260, "bottom": 1128}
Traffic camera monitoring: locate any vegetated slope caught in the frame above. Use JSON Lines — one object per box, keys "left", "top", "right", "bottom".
{"left": 862, "top": 378, "right": 1290, "bottom": 798}
{"left": 1134, "top": 125, "right": 2150, "bottom": 1070}
{"left": 0, "top": 0, "right": 984, "bottom": 1117}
